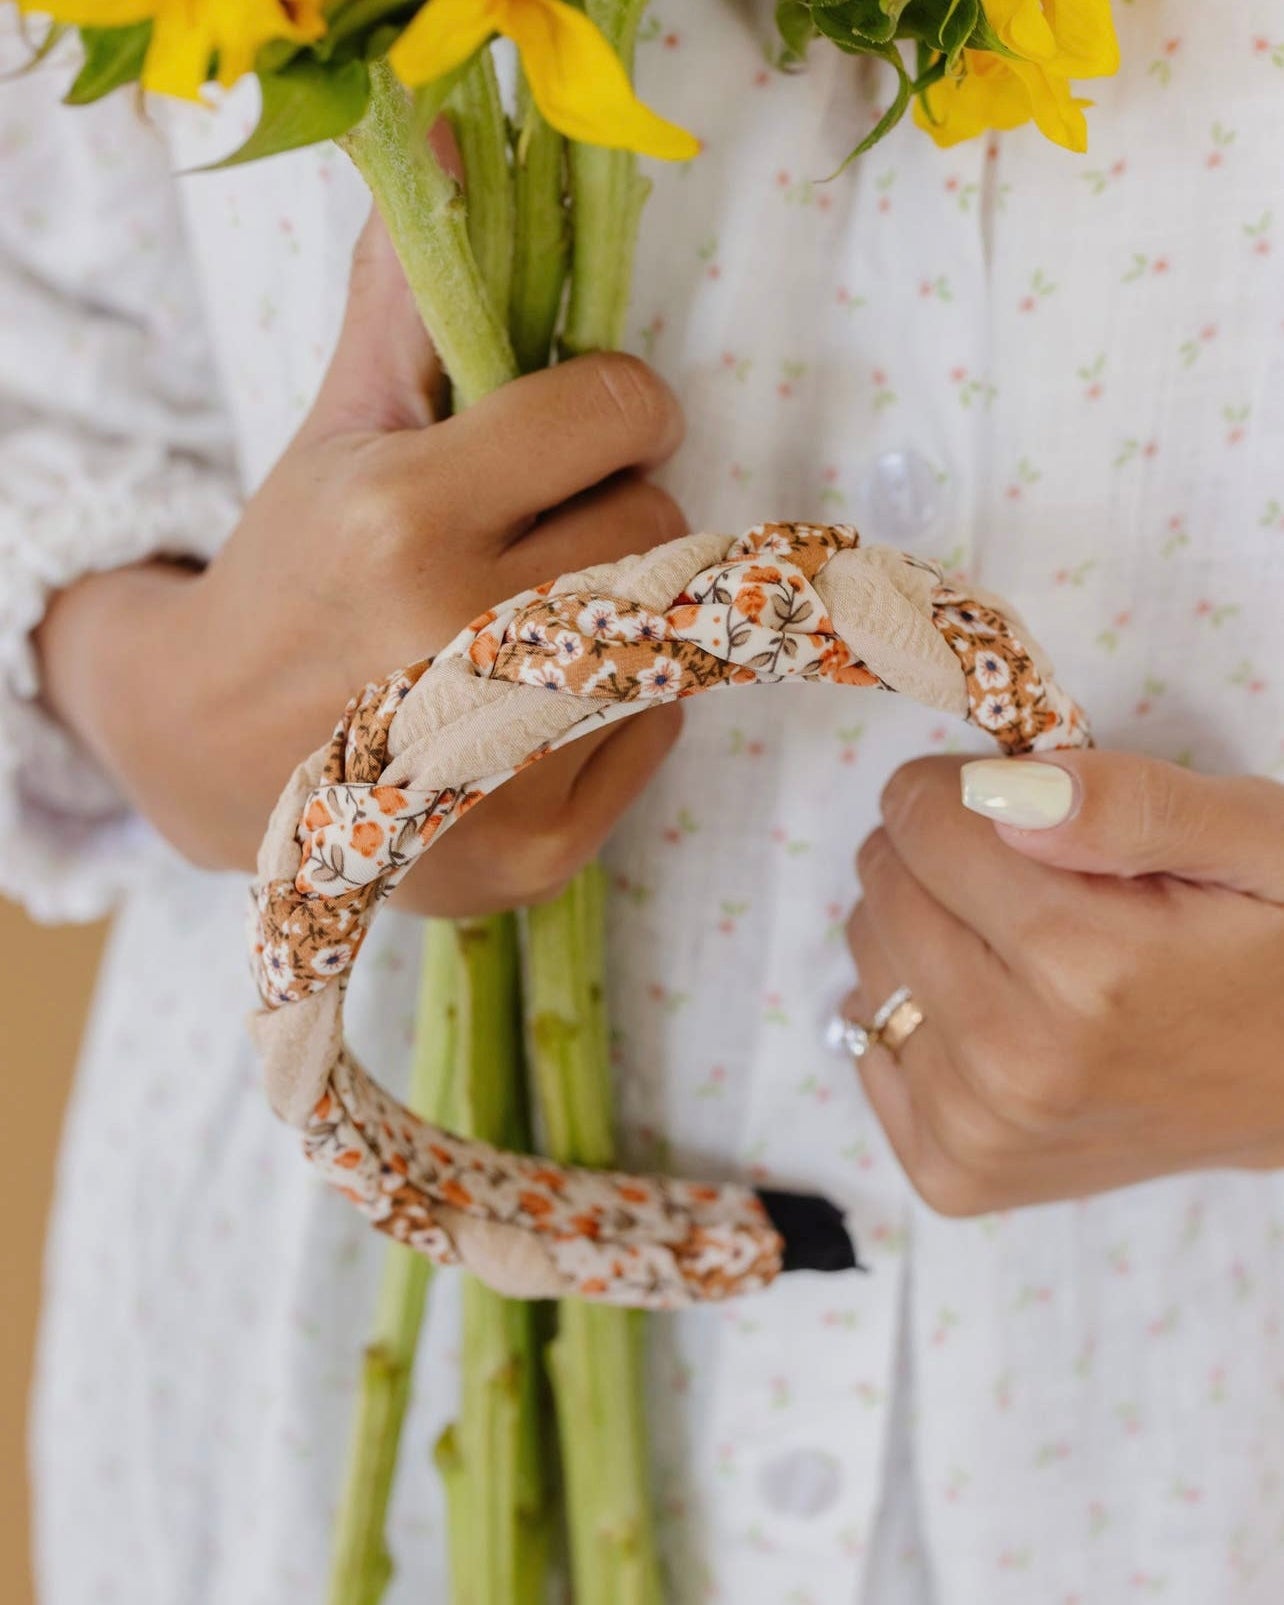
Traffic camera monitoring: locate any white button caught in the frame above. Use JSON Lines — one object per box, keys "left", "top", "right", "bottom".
{"left": 861, "top": 447, "right": 943, "bottom": 548}
{"left": 757, "top": 1447, "right": 843, "bottom": 1518}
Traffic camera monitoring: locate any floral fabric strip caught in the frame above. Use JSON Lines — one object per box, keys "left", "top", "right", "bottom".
{"left": 250, "top": 522, "right": 1090, "bottom": 1306}
{"left": 309, "top": 1049, "right": 783, "bottom": 1308}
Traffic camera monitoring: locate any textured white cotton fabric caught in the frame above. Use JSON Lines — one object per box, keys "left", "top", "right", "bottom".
{"left": 5, "top": 4, "right": 1284, "bottom": 1602}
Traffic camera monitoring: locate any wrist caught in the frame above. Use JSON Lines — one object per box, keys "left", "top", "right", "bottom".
{"left": 35, "top": 560, "right": 215, "bottom": 855}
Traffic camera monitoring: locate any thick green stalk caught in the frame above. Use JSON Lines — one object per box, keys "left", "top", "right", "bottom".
{"left": 436, "top": 916, "right": 550, "bottom": 1605}
{"left": 522, "top": 869, "right": 663, "bottom": 1605}
{"left": 330, "top": 62, "right": 532, "bottom": 1605}
{"left": 561, "top": 0, "right": 652, "bottom": 356}
{"left": 327, "top": 919, "right": 459, "bottom": 1605}
{"left": 340, "top": 59, "right": 517, "bottom": 407}
{"left": 447, "top": 51, "right": 516, "bottom": 320}
{"left": 529, "top": 1, "right": 665, "bottom": 1594}
{"left": 509, "top": 79, "right": 570, "bottom": 373}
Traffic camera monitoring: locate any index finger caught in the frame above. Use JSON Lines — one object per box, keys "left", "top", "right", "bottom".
{"left": 876, "top": 755, "right": 1089, "bottom": 969}
{"left": 416, "top": 351, "right": 685, "bottom": 539}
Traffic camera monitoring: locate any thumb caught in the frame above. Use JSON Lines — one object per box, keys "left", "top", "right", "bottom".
{"left": 302, "top": 205, "right": 444, "bottom": 441}
{"left": 960, "top": 751, "right": 1284, "bottom": 901}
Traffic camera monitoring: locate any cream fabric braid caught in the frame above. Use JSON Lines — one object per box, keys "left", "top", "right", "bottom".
{"left": 249, "top": 523, "right": 1090, "bottom": 1308}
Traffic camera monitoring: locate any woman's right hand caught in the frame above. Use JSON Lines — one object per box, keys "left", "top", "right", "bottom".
{"left": 36, "top": 216, "right": 687, "bottom": 914}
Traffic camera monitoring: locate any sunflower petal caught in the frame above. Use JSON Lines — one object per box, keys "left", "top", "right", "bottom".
{"left": 498, "top": 0, "right": 698, "bottom": 161}
{"left": 18, "top": 0, "right": 151, "bottom": 21}
{"left": 388, "top": 0, "right": 498, "bottom": 85}
{"left": 210, "top": 0, "right": 326, "bottom": 88}
{"left": 915, "top": 53, "right": 1031, "bottom": 147}
{"left": 141, "top": 12, "right": 214, "bottom": 97}
{"left": 983, "top": 0, "right": 1057, "bottom": 62}
{"left": 1008, "top": 57, "right": 1089, "bottom": 150}
{"left": 1043, "top": 0, "right": 1119, "bottom": 78}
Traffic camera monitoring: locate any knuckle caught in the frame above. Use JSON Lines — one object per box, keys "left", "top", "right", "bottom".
{"left": 913, "top": 1160, "right": 988, "bottom": 1220}
{"left": 1019, "top": 903, "right": 1093, "bottom": 978}
{"left": 879, "top": 756, "right": 947, "bottom": 829}
{"left": 844, "top": 900, "right": 870, "bottom": 955}
{"left": 855, "top": 827, "right": 895, "bottom": 894}
{"left": 503, "top": 827, "right": 585, "bottom": 903}
{"left": 1127, "top": 762, "right": 1189, "bottom": 872}
{"left": 586, "top": 351, "right": 683, "bottom": 450}
{"left": 633, "top": 479, "right": 688, "bottom": 546}
{"left": 342, "top": 468, "right": 420, "bottom": 552}
{"left": 954, "top": 1019, "right": 1085, "bottom": 1128}
{"left": 1027, "top": 897, "right": 1146, "bottom": 1023}
{"left": 939, "top": 1095, "right": 1012, "bottom": 1172}
{"left": 1004, "top": 1049, "right": 1086, "bottom": 1125}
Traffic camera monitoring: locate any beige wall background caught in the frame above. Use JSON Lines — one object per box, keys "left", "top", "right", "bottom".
{"left": 0, "top": 899, "right": 106, "bottom": 1605}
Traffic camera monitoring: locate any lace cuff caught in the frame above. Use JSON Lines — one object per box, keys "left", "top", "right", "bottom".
{"left": 0, "top": 426, "right": 239, "bottom": 922}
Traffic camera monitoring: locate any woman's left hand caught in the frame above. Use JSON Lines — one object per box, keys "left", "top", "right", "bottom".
{"left": 844, "top": 751, "right": 1284, "bottom": 1215}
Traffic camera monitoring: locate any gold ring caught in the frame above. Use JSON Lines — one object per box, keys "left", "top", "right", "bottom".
{"left": 828, "top": 985, "right": 925, "bottom": 1065}
{"left": 869, "top": 986, "right": 924, "bottom": 1058}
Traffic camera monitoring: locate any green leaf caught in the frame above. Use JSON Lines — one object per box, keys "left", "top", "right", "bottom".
{"left": 828, "top": 42, "right": 912, "bottom": 173}
{"left": 775, "top": 0, "right": 818, "bottom": 63}
{"left": 936, "top": 0, "right": 979, "bottom": 69}
{"left": 64, "top": 24, "right": 152, "bottom": 106}
{"left": 811, "top": 0, "right": 899, "bottom": 51}
{"left": 202, "top": 57, "right": 370, "bottom": 170}
{"left": 326, "top": 0, "right": 421, "bottom": 53}
{"left": 965, "top": 10, "right": 1021, "bottom": 59}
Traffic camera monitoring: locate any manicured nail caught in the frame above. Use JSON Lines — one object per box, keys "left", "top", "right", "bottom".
{"left": 960, "top": 759, "right": 1075, "bottom": 830}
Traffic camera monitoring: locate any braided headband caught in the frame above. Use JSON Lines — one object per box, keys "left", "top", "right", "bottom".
{"left": 250, "top": 523, "right": 1089, "bottom": 1308}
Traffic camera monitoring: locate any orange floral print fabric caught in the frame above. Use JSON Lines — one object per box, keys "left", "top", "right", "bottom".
{"left": 250, "top": 522, "right": 1090, "bottom": 1307}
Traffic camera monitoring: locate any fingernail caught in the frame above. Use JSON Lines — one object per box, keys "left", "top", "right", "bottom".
{"left": 960, "top": 759, "right": 1075, "bottom": 830}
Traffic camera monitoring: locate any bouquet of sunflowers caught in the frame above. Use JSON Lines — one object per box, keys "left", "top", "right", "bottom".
{"left": 8, "top": 2, "right": 1117, "bottom": 1600}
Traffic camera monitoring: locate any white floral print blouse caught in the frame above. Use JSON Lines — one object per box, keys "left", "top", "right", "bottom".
{"left": 3, "top": 4, "right": 1284, "bottom": 1602}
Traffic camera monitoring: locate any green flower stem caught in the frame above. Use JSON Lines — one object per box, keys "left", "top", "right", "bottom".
{"left": 326, "top": 919, "right": 459, "bottom": 1605}
{"left": 509, "top": 78, "right": 569, "bottom": 373}
{"left": 339, "top": 58, "right": 517, "bottom": 408}
{"left": 529, "top": 2, "right": 665, "bottom": 1593}
{"left": 523, "top": 2, "right": 663, "bottom": 1590}
{"left": 447, "top": 51, "right": 516, "bottom": 319}
{"left": 436, "top": 915, "right": 551, "bottom": 1605}
{"left": 562, "top": 0, "right": 652, "bottom": 357}
{"left": 522, "top": 869, "right": 663, "bottom": 1605}
{"left": 332, "top": 68, "right": 530, "bottom": 1605}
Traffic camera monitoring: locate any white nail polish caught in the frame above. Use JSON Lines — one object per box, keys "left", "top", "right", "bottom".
{"left": 960, "top": 759, "right": 1075, "bottom": 830}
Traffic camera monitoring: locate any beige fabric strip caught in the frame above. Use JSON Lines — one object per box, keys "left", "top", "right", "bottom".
{"left": 248, "top": 523, "right": 1090, "bottom": 1307}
